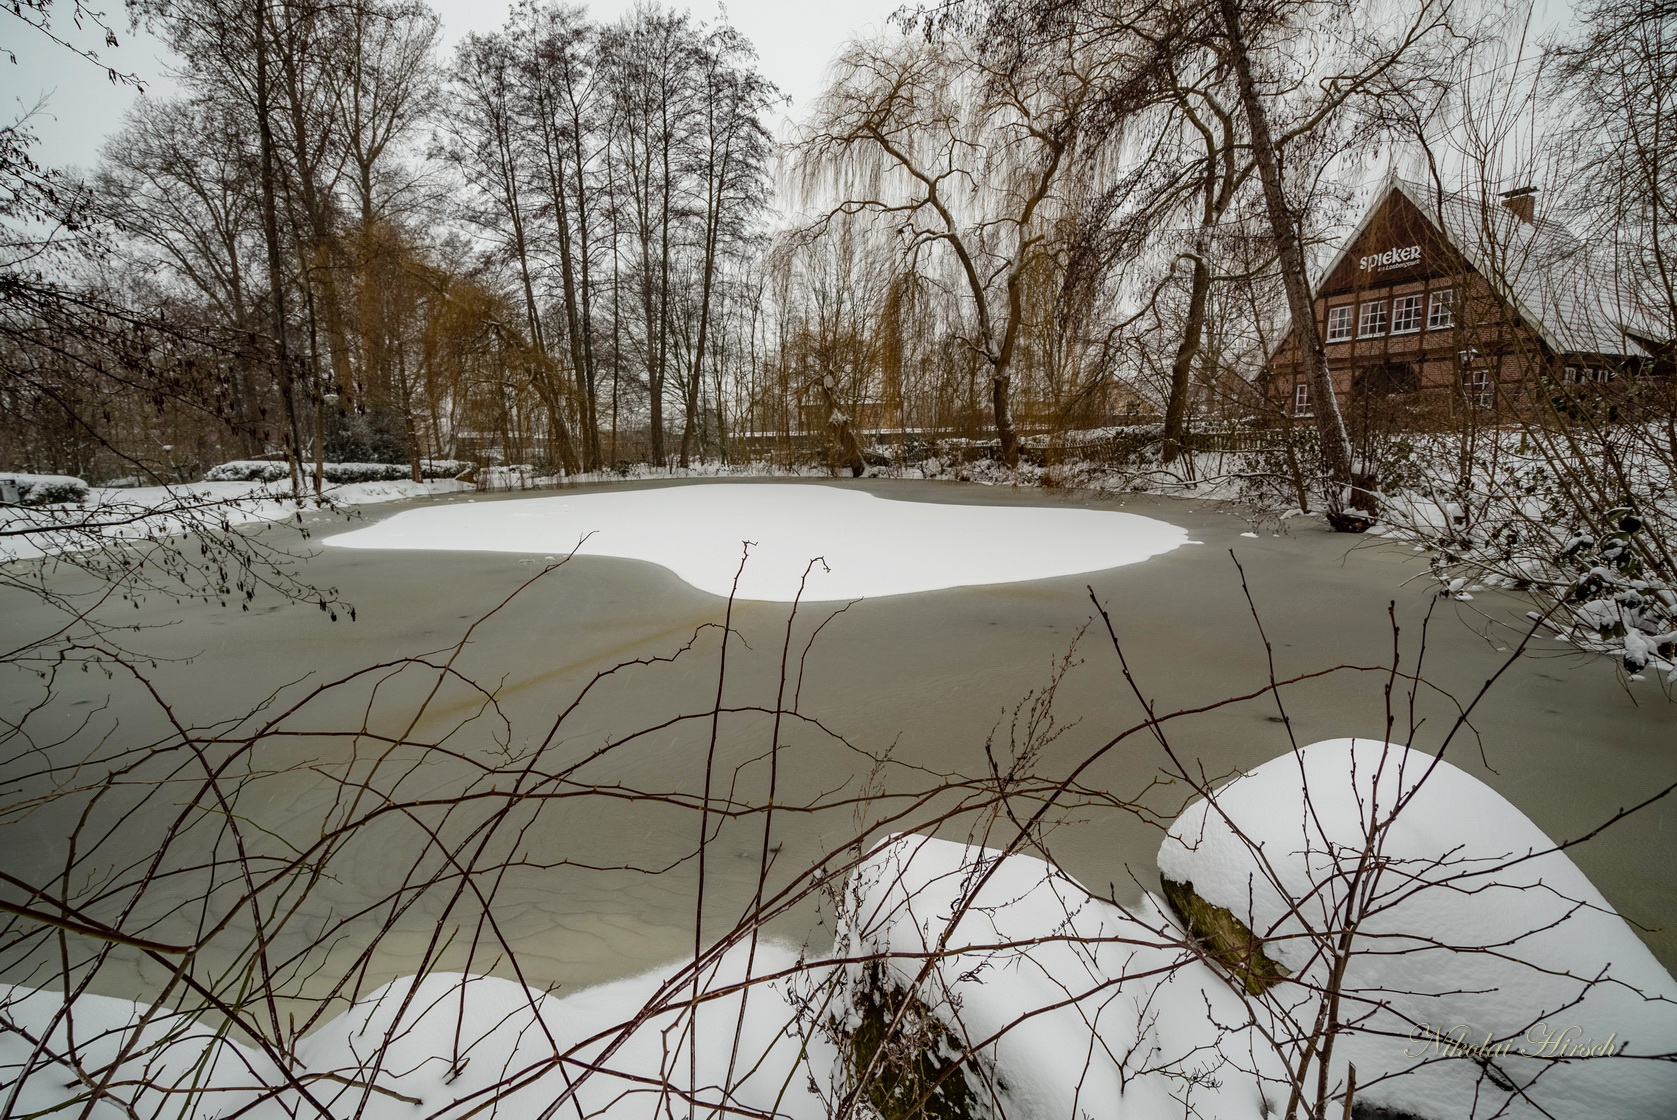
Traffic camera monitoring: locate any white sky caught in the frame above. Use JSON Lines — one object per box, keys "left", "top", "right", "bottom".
{"left": 2, "top": 0, "right": 907, "bottom": 171}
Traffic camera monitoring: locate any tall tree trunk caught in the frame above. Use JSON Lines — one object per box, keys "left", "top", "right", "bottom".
{"left": 681, "top": 179, "right": 722, "bottom": 469}
{"left": 570, "top": 114, "right": 602, "bottom": 471}
{"left": 1217, "top": 0, "right": 1365, "bottom": 528}
{"left": 1162, "top": 252, "right": 1212, "bottom": 463}
{"left": 535, "top": 98, "right": 596, "bottom": 474}
{"left": 653, "top": 113, "right": 673, "bottom": 468}
{"left": 504, "top": 137, "right": 580, "bottom": 476}
{"left": 816, "top": 371, "right": 865, "bottom": 477}
{"left": 253, "top": 0, "right": 303, "bottom": 502}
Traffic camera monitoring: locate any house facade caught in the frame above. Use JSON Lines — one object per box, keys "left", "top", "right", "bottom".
{"left": 1267, "top": 179, "right": 1662, "bottom": 420}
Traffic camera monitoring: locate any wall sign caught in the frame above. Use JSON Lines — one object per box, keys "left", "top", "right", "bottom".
{"left": 1360, "top": 244, "right": 1422, "bottom": 272}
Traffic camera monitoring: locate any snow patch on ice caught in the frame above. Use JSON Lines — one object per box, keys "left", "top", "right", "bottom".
{"left": 324, "top": 483, "right": 1193, "bottom": 601}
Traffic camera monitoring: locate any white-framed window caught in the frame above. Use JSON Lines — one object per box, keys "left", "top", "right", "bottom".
{"left": 1562, "top": 365, "right": 1614, "bottom": 384}
{"left": 1326, "top": 305, "right": 1353, "bottom": 341}
{"left": 1464, "top": 368, "right": 1492, "bottom": 408}
{"left": 1391, "top": 294, "right": 1422, "bottom": 333}
{"left": 1292, "top": 382, "right": 1312, "bottom": 416}
{"left": 1427, "top": 289, "right": 1455, "bottom": 329}
{"left": 1357, "top": 300, "right": 1387, "bottom": 337}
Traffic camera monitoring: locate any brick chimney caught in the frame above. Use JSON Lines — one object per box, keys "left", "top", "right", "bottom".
{"left": 1500, "top": 186, "right": 1537, "bottom": 224}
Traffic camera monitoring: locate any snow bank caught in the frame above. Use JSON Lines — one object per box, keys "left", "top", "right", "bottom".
{"left": 0, "top": 984, "right": 284, "bottom": 1119}
{"left": 838, "top": 833, "right": 1284, "bottom": 1118}
{"left": 1159, "top": 738, "right": 1677, "bottom": 1119}
{"left": 0, "top": 478, "right": 472, "bottom": 562}
{"left": 324, "top": 483, "right": 1194, "bottom": 600}
{"left": 1, "top": 942, "right": 836, "bottom": 1120}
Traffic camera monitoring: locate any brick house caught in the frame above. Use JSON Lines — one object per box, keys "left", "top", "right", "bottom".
{"left": 1266, "top": 177, "right": 1666, "bottom": 421}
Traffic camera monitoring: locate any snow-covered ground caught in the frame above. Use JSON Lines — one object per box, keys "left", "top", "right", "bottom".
{"left": 0, "top": 478, "right": 473, "bottom": 562}
{"left": 324, "top": 483, "right": 1196, "bottom": 600}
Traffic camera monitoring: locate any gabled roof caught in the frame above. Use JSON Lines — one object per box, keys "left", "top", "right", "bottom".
{"left": 1311, "top": 175, "right": 1664, "bottom": 360}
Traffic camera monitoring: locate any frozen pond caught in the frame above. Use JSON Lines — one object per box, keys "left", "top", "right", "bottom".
{"left": 3, "top": 478, "right": 1674, "bottom": 1013}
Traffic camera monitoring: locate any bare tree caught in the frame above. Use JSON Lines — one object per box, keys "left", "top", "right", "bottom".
{"left": 798, "top": 34, "right": 1106, "bottom": 468}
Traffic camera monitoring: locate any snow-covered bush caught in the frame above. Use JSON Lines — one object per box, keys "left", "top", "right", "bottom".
{"left": 0, "top": 472, "right": 90, "bottom": 505}
{"left": 1369, "top": 425, "right": 1677, "bottom": 681}
{"left": 200, "top": 460, "right": 293, "bottom": 482}
{"left": 202, "top": 459, "right": 473, "bottom": 484}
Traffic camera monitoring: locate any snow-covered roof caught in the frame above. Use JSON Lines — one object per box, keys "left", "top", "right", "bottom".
{"left": 1311, "top": 175, "right": 1666, "bottom": 361}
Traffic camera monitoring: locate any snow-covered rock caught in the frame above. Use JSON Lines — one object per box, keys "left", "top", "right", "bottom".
{"left": 9, "top": 750, "right": 1668, "bottom": 1120}
{"left": 1158, "top": 738, "right": 1677, "bottom": 1119}
{"left": 838, "top": 833, "right": 1286, "bottom": 1119}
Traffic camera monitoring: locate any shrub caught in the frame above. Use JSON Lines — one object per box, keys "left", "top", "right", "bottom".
{"left": 201, "top": 460, "right": 473, "bottom": 484}
{"left": 0, "top": 473, "right": 90, "bottom": 505}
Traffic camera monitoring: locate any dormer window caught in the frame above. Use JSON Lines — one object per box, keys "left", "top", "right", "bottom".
{"left": 1326, "top": 305, "right": 1352, "bottom": 341}
{"left": 1357, "top": 301, "right": 1387, "bottom": 337}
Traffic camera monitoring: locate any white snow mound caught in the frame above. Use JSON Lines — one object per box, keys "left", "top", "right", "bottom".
{"left": 323, "top": 483, "right": 1193, "bottom": 600}
{"left": 1158, "top": 738, "right": 1677, "bottom": 1119}
{"left": 1, "top": 942, "right": 835, "bottom": 1120}
{"left": 839, "top": 833, "right": 1286, "bottom": 1118}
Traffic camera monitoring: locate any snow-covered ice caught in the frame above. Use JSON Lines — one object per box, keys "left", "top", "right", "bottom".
{"left": 324, "top": 483, "right": 1194, "bottom": 600}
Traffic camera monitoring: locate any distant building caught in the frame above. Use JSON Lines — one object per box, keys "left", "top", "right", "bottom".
{"left": 1266, "top": 177, "right": 1668, "bottom": 419}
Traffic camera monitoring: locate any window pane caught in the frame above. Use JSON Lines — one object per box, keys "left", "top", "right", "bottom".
{"left": 1427, "top": 289, "right": 1454, "bottom": 329}
{"left": 1392, "top": 295, "right": 1421, "bottom": 332}
{"left": 1358, "top": 301, "right": 1387, "bottom": 336}
{"left": 1326, "top": 306, "right": 1352, "bottom": 341}
{"left": 1465, "top": 368, "right": 1492, "bottom": 407}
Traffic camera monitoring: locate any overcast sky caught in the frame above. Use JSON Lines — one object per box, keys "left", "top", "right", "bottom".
{"left": 2, "top": 0, "right": 907, "bottom": 171}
